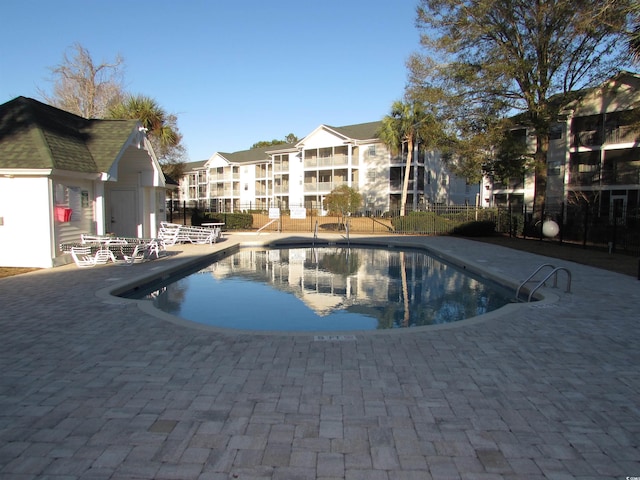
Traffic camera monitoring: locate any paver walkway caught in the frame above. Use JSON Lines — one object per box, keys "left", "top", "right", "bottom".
{"left": 0, "top": 234, "right": 638, "bottom": 479}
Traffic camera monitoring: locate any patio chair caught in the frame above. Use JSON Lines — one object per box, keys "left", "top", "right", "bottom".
{"left": 70, "top": 246, "right": 116, "bottom": 268}
{"left": 159, "top": 222, "right": 181, "bottom": 246}
{"left": 80, "top": 234, "right": 105, "bottom": 244}
{"left": 123, "top": 245, "right": 147, "bottom": 265}
{"left": 146, "top": 239, "right": 165, "bottom": 259}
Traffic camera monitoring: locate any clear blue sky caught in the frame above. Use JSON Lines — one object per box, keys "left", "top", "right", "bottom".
{"left": 0, "top": 0, "right": 420, "bottom": 162}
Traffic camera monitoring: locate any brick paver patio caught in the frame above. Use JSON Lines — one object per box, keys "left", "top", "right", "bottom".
{"left": 1, "top": 234, "right": 638, "bottom": 479}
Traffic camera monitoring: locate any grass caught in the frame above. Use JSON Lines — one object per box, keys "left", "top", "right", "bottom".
{"left": 0, "top": 267, "right": 40, "bottom": 279}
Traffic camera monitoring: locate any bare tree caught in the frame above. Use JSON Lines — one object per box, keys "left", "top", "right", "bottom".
{"left": 40, "top": 42, "right": 125, "bottom": 118}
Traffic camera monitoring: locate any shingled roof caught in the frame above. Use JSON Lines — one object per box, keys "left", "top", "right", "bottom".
{"left": 221, "top": 144, "right": 296, "bottom": 164}
{"left": 325, "top": 121, "right": 382, "bottom": 141}
{"left": 0, "top": 96, "right": 140, "bottom": 173}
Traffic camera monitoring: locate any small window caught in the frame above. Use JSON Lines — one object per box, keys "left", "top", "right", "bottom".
{"left": 55, "top": 184, "right": 69, "bottom": 205}
{"left": 550, "top": 124, "right": 563, "bottom": 140}
{"left": 368, "top": 145, "right": 376, "bottom": 156}
{"left": 548, "top": 161, "right": 562, "bottom": 176}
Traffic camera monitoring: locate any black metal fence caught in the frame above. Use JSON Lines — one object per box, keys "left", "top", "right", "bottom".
{"left": 521, "top": 203, "right": 640, "bottom": 256}
{"left": 167, "top": 201, "right": 640, "bottom": 256}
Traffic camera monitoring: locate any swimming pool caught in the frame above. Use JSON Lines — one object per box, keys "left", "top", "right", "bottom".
{"left": 124, "top": 245, "right": 515, "bottom": 332}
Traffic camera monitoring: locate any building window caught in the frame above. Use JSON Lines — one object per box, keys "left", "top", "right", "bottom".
{"left": 368, "top": 145, "right": 376, "bottom": 156}
{"left": 548, "top": 160, "right": 562, "bottom": 176}
{"left": 550, "top": 124, "right": 563, "bottom": 140}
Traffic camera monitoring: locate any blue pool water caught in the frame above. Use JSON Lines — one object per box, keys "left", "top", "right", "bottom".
{"left": 130, "top": 246, "right": 514, "bottom": 331}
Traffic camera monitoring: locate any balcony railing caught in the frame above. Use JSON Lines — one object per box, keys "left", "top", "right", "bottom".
{"left": 303, "top": 181, "right": 348, "bottom": 193}
{"left": 274, "top": 162, "right": 290, "bottom": 172}
{"left": 304, "top": 154, "right": 349, "bottom": 168}
{"left": 389, "top": 180, "right": 416, "bottom": 191}
{"left": 572, "top": 125, "right": 639, "bottom": 147}
{"left": 606, "top": 125, "right": 638, "bottom": 144}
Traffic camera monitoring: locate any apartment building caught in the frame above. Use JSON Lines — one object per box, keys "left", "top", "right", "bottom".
{"left": 179, "top": 121, "right": 477, "bottom": 214}
{"left": 485, "top": 71, "right": 640, "bottom": 220}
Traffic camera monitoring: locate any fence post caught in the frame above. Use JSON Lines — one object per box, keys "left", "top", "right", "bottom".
{"left": 582, "top": 203, "right": 589, "bottom": 249}
{"left": 183, "top": 201, "right": 187, "bottom": 225}
{"left": 611, "top": 201, "right": 619, "bottom": 254}
{"left": 559, "top": 202, "right": 564, "bottom": 245}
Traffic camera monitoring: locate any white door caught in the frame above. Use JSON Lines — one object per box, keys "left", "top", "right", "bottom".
{"left": 110, "top": 189, "right": 137, "bottom": 237}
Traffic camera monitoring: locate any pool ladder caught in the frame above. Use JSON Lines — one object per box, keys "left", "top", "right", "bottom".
{"left": 516, "top": 264, "right": 572, "bottom": 302}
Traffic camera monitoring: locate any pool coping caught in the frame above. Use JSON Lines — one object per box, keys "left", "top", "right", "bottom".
{"left": 95, "top": 235, "right": 560, "bottom": 337}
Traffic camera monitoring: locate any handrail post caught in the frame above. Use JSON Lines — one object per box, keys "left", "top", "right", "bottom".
{"left": 526, "top": 266, "right": 572, "bottom": 302}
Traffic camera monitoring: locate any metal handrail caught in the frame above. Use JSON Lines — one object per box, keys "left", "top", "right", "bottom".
{"left": 527, "top": 267, "right": 572, "bottom": 302}
{"left": 515, "top": 264, "right": 556, "bottom": 300}
{"left": 257, "top": 218, "right": 278, "bottom": 233}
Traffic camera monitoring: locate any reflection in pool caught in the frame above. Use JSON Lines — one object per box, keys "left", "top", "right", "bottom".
{"left": 134, "top": 246, "right": 514, "bottom": 331}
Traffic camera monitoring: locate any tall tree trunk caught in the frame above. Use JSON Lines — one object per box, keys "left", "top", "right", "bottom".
{"left": 400, "top": 137, "right": 414, "bottom": 216}
{"left": 533, "top": 132, "right": 549, "bottom": 223}
{"left": 400, "top": 251, "right": 410, "bottom": 327}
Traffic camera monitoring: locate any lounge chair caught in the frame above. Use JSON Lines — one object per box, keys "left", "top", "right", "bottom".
{"left": 70, "top": 246, "right": 116, "bottom": 268}
{"left": 146, "top": 239, "right": 165, "bottom": 259}
{"left": 80, "top": 234, "right": 105, "bottom": 244}
{"left": 122, "top": 245, "right": 145, "bottom": 265}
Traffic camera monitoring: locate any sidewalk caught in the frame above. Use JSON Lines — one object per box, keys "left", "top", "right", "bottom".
{"left": 1, "top": 233, "right": 639, "bottom": 479}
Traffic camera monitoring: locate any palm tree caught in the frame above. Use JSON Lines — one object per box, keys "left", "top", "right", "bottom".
{"left": 108, "top": 95, "right": 181, "bottom": 158}
{"left": 378, "top": 101, "right": 441, "bottom": 216}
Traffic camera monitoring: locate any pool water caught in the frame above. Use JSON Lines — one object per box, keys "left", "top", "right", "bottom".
{"left": 133, "top": 246, "right": 514, "bottom": 331}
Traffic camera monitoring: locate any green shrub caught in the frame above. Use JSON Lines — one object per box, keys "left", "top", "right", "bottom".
{"left": 391, "top": 212, "right": 453, "bottom": 234}
{"left": 202, "top": 212, "right": 253, "bottom": 230}
{"left": 191, "top": 209, "right": 204, "bottom": 226}
{"left": 452, "top": 220, "right": 496, "bottom": 237}
{"left": 495, "top": 213, "right": 524, "bottom": 236}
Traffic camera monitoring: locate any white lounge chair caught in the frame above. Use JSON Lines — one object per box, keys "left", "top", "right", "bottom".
{"left": 123, "top": 245, "right": 147, "bottom": 265}
{"left": 80, "top": 234, "right": 105, "bottom": 244}
{"left": 146, "top": 239, "right": 165, "bottom": 259}
{"left": 159, "top": 222, "right": 181, "bottom": 246}
{"left": 70, "top": 246, "right": 116, "bottom": 268}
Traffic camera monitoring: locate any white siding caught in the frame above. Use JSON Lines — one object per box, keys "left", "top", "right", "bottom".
{"left": 240, "top": 165, "right": 256, "bottom": 206}
{"left": 0, "top": 177, "right": 54, "bottom": 268}
{"left": 288, "top": 152, "right": 304, "bottom": 207}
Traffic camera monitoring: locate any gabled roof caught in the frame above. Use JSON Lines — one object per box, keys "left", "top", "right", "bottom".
{"left": 296, "top": 121, "right": 382, "bottom": 148}
{"left": 221, "top": 144, "right": 295, "bottom": 164}
{"left": 184, "top": 159, "right": 208, "bottom": 170}
{"left": 0, "top": 96, "right": 140, "bottom": 173}
{"left": 324, "top": 121, "right": 382, "bottom": 141}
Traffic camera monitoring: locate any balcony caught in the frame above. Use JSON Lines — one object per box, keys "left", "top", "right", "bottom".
{"left": 303, "top": 181, "right": 348, "bottom": 193}
{"left": 605, "top": 125, "right": 638, "bottom": 144}
{"left": 273, "top": 183, "right": 289, "bottom": 193}
{"left": 569, "top": 164, "right": 600, "bottom": 186}
{"left": 274, "top": 161, "right": 289, "bottom": 173}
{"left": 572, "top": 116, "right": 640, "bottom": 148}
{"left": 304, "top": 154, "right": 349, "bottom": 169}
